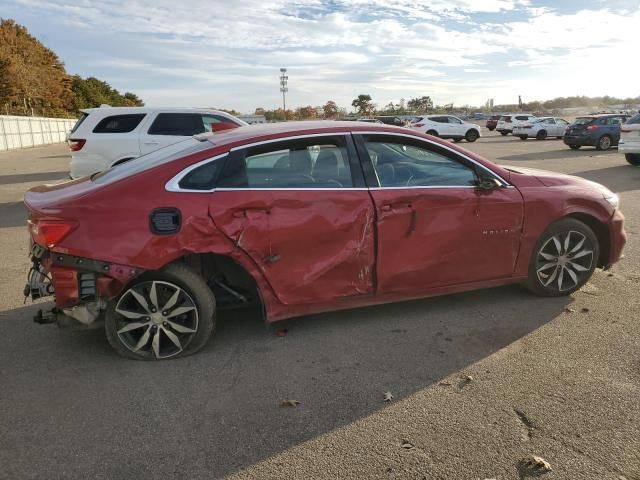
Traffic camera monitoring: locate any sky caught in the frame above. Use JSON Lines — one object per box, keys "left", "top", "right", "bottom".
{"left": 3, "top": 0, "right": 639, "bottom": 113}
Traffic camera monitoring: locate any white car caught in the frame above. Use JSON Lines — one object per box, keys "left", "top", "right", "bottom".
{"left": 512, "top": 117, "right": 571, "bottom": 140}
{"left": 619, "top": 112, "right": 640, "bottom": 166}
{"left": 409, "top": 115, "right": 481, "bottom": 142}
{"left": 496, "top": 114, "right": 537, "bottom": 136}
{"left": 67, "top": 107, "right": 248, "bottom": 178}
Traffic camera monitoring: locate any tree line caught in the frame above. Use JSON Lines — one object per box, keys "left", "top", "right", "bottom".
{"left": 0, "top": 19, "right": 143, "bottom": 117}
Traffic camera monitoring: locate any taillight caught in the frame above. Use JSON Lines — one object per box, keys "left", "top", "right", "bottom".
{"left": 586, "top": 125, "right": 599, "bottom": 131}
{"left": 68, "top": 139, "right": 86, "bottom": 151}
{"left": 29, "top": 220, "right": 77, "bottom": 248}
{"left": 415, "top": 123, "right": 424, "bottom": 127}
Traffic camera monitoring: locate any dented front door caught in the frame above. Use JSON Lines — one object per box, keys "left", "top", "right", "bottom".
{"left": 208, "top": 135, "right": 375, "bottom": 306}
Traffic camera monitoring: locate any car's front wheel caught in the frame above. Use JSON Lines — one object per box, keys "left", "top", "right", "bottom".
{"left": 569, "top": 145, "right": 580, "bottom": 150}
{"left": 536, "top": 130, "right": 547, "bottom": 140}
{"left": 526, "top": 218, "right": 599, "bottom": 297}
{"left": 465, "top": 129, "right": 479, "bottom": 142}
{"left": 625, "top": 153, "right": 640, "bottom": 166}
{"left": 519, "top": 136, "right": 528, "bottom": 140}
{"left": 105, "top": 263, "right": 215, "bottom": 360}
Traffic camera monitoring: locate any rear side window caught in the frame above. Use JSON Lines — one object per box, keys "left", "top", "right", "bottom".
{"left": 92, "top": 114, "right": 146, "bottom": 133}
{"left": 515, "top": 116, "right": 530, "bottom": 121}
{"left": 71, "top": 113, "right": 88, "bottom": 133}
{"left": 627, "top": 113, "right": 640, "bottom": 124}
{"left": 148, "top": 113, "right": 206, "bottom": 136}
{"left": 178, "top": 157, "right": 226, "bottom": 190}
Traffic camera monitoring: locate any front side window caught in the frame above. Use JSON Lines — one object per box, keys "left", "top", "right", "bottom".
{"left": 93, "top": 114, "right": 146, "bottom": 133}
{"left": 218, "top": 136, "right": 353, "bottom": 188}
{"left": 556, "top": 119, "right": 569, "bottom": 126}
{"left": 448, "top": 116, "right": 463, "bottom": 124}
{"left": 148, "top": 113, "right": 206, "bottom": 136}
{"left": 362, "top": 136, "right": 477, "bottom": 188}
{"left": 627, "top": 113, "right": 640, "bottom": 125}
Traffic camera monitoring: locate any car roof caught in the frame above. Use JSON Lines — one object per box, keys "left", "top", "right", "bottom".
{"left": 193, "top": 121, "right": 411, "bottom": 147}
{"left": 80, "top": 106, "right": 235, "bottom": 115}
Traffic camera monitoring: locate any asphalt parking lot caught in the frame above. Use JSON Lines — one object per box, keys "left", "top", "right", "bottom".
{"left": 1, "top": 130, "right": 639, "bottom": 480}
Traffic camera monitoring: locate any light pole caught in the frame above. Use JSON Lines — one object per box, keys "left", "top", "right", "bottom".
{"left": 279, "top": 68, "right": 288, "bottom": 121}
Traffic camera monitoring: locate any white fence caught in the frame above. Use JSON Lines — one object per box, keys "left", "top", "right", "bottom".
{"left": 0, "top": 115, "right": 77, "bottom": 151}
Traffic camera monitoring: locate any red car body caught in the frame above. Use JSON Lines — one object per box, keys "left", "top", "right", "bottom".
{"left": 25, "top": 122, "right": 625, "bottom": 327}
{"left": 486, "top": 115, "right": 501, "bottom": 131}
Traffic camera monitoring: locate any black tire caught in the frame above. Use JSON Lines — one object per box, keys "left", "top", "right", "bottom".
{"left": 105, "top": 263, "right": 216, "bottom": 360}
{"left": 525, "top": 218, "right": 599, "bottom": 297}
{"left": 487, "top": 126, "right": 495, "bottom": 131}
{"left": 569, "top": 145, "right": 580, "bottom": 150}
{"left": 625, "top": 153, "right": 640, "bottom": 166}
{"left": 519, "top": 136, "right": 528, "bottom": 141}
{"left": 452, "top": 137, "right": 462, "bottom": 143}
{"left": 500, "top": 131, "right": 509, "bottom": 136}
{"left": 426, "top": 130, "right": 439, "bottom": 137}
{"left": 465, "top": 129, "right": 479, "bottom": 142}
{"left": 595, "top": 135, "right": 611, "bottom": 151}
{"left": 536, "top": 130, "right": 547, "bottom": 140}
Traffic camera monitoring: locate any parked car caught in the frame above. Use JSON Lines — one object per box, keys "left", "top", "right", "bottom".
{"left": 513, "top": 117, "right": 571, "bottom": 140}
{"left": 24, "top": 121, "right": 626, "bottom": 360}
{"left": 496, "top": 114, "right": 537, "bottom": 136}
{"left": 486, "top": 115, "right": 501, "bottom": 131}
{"left": 375, "top": 116, "right": 406, "bottom": 126}
{"left": 356, "top": 118, "right": 384, "bottom": 124}
{"left": 67, "top": 107, "right": 248, "bottom": 178}
{"left": 563, "top": 114, "right": 630, "bottom": 151}
{"left": 619, "top": 113, "right": 640, "bottom": 165}
{"left": 409, "top": 115, "right": 481, "bottom": 142}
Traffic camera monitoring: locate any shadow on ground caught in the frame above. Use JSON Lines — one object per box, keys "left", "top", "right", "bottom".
{"left": 0, "top": 201, "right": 26, "bottom": 228}
{"left": 496, "top": 147, "right": 619, "bottom": 162}
{"left": 0, "top": 286, "right": 570, "bottom": 479}
{"left": 0, "top": 171, "right": 68, "bottom": 185}
{"left": 572, "top": 165, "right": 640, "bottom": 194}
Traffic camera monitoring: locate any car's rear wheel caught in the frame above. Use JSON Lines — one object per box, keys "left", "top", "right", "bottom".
{"left": 105, "top": 263, "right": 215, "bottom": 360}
{"left": 465, "top": 129, "right": 479, "bottom": 142}
{"left": 519, "top": 136, "right": 528, "bottom": 140}
{"left": 596, "top": 135, "right": 611, "bottom": 151}
{"left": 536, "top": 130, "right": 547, "bottom": 140}
{"left": 625, "top": 153, "right": 640, "bottom": 166}
{"left": 426, "top": 130, "right": 439, "bottom": 137}
{"left": 526, "top": 218, "right": 599, "bottom": 297}
{"left": 452, "top": 137, "right": 462, "bottom": 143}
{"left": 569, "top": 145, "right": 580, "bottom": 150}
{"left": 500, "top": 131, "right": 509, "bottom": 136}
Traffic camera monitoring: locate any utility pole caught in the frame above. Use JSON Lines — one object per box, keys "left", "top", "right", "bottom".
{"left": 280, "top": 68, "right": 288, "bottom": 121}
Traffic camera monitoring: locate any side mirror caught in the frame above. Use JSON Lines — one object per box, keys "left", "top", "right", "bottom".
{"left": 476, "top": 176, "right": 501, "bottom": 191}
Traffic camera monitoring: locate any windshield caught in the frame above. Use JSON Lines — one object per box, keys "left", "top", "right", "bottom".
{"left": 574, "top": 117, "right": 595, "bottom": 125}
{"left": 92, "top": 138, "right": 209, "bottom": 185}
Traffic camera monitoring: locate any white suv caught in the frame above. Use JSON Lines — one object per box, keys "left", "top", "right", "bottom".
{"left": 409, "top": 115, "right": 481, "bottom": 142}
{"left": 496, "top": 114, "right": 537, "bottom": 136}
{"left": 67, "top": 107, "right": 248, "bottom": 178}
{"left": 619, "top": 113, "right": 640, "bottom": 166}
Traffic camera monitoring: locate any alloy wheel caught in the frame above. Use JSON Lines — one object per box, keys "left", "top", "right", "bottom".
{"left": 536, "top": 230, "right": 594, "bottom": 292}
{"left": 114, "top": 280, "right": 199, "bottom": 359}
{"left": 598, "top": 136, "right": 611, "bottom": 150}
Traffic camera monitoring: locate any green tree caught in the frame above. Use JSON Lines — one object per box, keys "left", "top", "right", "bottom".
{"left": 407, "top": 96, "right": 433, "bottom": 114}
{"left": 351, "top": 94, "right": 373, "bottom": 115}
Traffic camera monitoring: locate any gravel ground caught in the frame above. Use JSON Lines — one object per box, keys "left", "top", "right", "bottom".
{"left": 0, "top": 133, "right": 638, "bottom": 480}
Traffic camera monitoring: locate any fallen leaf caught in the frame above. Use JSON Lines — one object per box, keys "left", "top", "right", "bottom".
{"left": 280, "top": 399, "right": 301, "bottom": 407}
{"left": 400, "top": 440, "right": 414, "bottom": 449}
{"left": 464, "top": 375, "right": 473, "bottom": 383}
{"left": 383, "top": 391, "right": 393, "bottom": 402}
{"left": 275, "top": 328, "right": 288, "bottom": 337}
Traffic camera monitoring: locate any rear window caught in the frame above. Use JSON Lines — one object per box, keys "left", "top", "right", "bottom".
{"left": 573, "top": 117, "right": 595, "bottom": 125}
{"left": 178, "top": 157, "right": 226, "bottom": 190}
{"left": 627, "top": 113, "right": 640, "bottom": 124}
{"left": 92, "top": 114, "right": 146, "bottom": 133}
{"left": 148, "top": 113, "right": 206, "bottom": 136}
{"left": 70, "top": 113, "right": 88, "bottom": 133}
{"left": 91, "top": 138, "right": 207, "bottom": 185}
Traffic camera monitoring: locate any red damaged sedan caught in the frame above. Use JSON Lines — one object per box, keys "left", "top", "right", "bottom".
{"left": 24, "top": 122, "right": 626, "bottom": 360}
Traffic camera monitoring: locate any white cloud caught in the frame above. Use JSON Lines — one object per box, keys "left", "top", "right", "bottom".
{"left": 8, "top": 0, "right": 640, "bottom": 111}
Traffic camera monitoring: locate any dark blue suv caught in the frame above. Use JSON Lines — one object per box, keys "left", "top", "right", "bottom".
{"left": 564, "top": 114, "right": 630, "bottom": 151}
